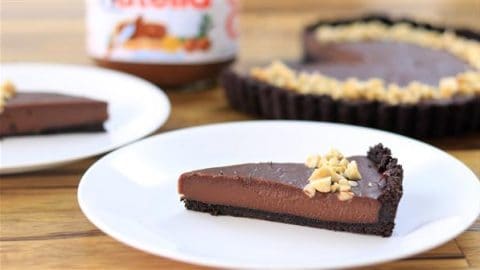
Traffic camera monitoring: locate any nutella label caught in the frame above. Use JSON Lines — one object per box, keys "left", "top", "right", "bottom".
{"left": 86, "top": 0, "right": 238, "bottom": 64}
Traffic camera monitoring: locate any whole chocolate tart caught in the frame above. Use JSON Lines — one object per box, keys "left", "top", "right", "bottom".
{"left": 0, "top": 82, "right": 108, "bottom": 137}
{"left": 221, "top": 15, "right": 480, "bottom": 138}
{"left": 179, "top": 144, "right": 403, "bottom": 237}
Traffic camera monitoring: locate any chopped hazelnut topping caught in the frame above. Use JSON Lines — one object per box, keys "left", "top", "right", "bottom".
{"left": 338, "top": 179, "right": 352, "bottom": 192}
{"left": 305, "top": 154, "right": 320, "bottom": 168}
{"left": 309, "top": 166, "right": 334, "bottom": 180}
{"left": 344, "top": 161, "right": 362, "bottom": 180}
{"left": 310, "top": 176, "right": 332, "bottom": 193}
{"left": 327, "top": 158, "right": 339, "bottom": 167}
{"left": 337, "top": 191, "right": 354, "bottom": 201}
{"left": 250, "top": 61, "right": 480, "bottom": 105}
{"left": 303, "top": 148, "right": 362, "bottom": 201}
{"left": 303, "top": 183, "right": 316, "bottom": 198}
{"left": 330, "top": 183, "right": 340, "bottom": 192}
{"left": 348, "top": 181, "right": 358, "bottom": 187}
{"left": 0, "top": 80, "right": 17, "bottom": 112}
{"left": 339, "top": 158, "right": 349, "bottom": 167}
{"left": 331, "top": 172, "right": 344, "bottom": 182}
{"left": 326, "top": 148, "right": 343, "bottom": 159}
{"left": 1, "top": 80, "right": 16, "bottom": 98}
{"left": 339, "top": 184, "right": 352, "bottom": 192}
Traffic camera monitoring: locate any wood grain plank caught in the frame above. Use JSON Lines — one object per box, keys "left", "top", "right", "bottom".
{"left": 0, "top": 236, "right": 211, "bottom": 270}
{"left": 0, "top": 188, "right": 96, "bottom": 239}
{"left": 358, "top": 258, "right": 470, "bottom": 270}
{"left": 0, "top": 174, "right": 80, "bottom": 189}
{"left": 457, "top": 232, "right": 480, "bottom": 267}
{"left": 0, "top": 236, "right": 469, "bottom": 270}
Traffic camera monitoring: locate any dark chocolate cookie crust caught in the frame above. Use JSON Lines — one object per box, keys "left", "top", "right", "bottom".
{"left": 183, "top": 199, "right": 395, "bottom": 236}
{"left": 220, "top": 15, "right": 480, "bottom": 138}
{"left": 367, "top": 143, "right": 403, "bottom": 236}
{"left": 181, "top": 143, "right": 403, "bottom": 237}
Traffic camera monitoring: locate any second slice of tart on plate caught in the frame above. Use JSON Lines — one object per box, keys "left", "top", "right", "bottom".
{"left": 179, "top": 143, "right": 403, "bottom": 237}
{"left": 0, "top": 81, "right": 109, "bottom": 137}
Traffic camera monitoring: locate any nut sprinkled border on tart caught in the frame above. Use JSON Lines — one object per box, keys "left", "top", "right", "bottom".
{"left": 251, "top": 20, "right": 480, "bottom": 104}
{"left": 250, "top": 61, "right": 480, "bottom": 105}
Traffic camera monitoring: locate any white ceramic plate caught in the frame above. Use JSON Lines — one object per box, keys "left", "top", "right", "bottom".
{"left": 78, "top": 121, "right": 480, "bottom": 269}
{"left": 0, "top": 63, "right": 170, "bottom": 174}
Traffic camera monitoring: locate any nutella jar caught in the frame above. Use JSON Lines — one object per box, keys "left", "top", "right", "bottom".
{"left": 86, "top": 0, "right": 238, "bottom": 88}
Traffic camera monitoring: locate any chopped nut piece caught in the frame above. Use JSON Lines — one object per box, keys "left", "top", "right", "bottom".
{"left": 339, "top": 184, "right": 351, "bottom": 192}
{"left": 309, "top": 166, "right": 332, "bottom": 181}
{"left": 330, "top": 183, "right": 340, "bottom": 192}
{"left": 439, "top": 77, "right": 459, "bottom": 98}
{"left": 317, "top": 156, "right": 327, "bottom": 167}
{"left": 303, "top": 183, "right": 316, "bottom": 198}
{"left": 310, "top": 176, "right": 332, "bottom": 193}
{"left": 338, "top": 178, "right": 349, "bottom": 185}
{"left": 331, "top": 172, "right": 344, "bottom": 182}
{"left": 1, "top": 80, "right": 16, "bottom": 99}
{"left": 339, "top": 158, "right": 349, "bottom": 167}
{"left": 349, "top": 180, "right": 358, "bottom": 187}
{"left": 337, "top": 191, "right": 354, "bottom": 201}
{"left": 344, "top": 160, "right": 362, "bottom": 180}
{"left": 0, "top": 80, "right": 17, "bottom": 112}
{"left": 338, "top": 178, "right": 351, "bottom": 191}
{"left": 327, "top": 158, "right": 339, "bottom": 166}
{"left": 326, "top": 148, "right": 343, "bottom": 159}
{"left": 305, "top": 155, "right": 320, "bottom": 168}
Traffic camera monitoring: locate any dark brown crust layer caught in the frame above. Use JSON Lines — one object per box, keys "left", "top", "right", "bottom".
{"left": 183, "top": 199, "right": 394, "bottom": 236}
{"left": 0, "top": 122, "right": 105, "bottom": 138}
{"left": 181, "top": 143, "right": 403, "bottom": 237}
{"left": 220, "top": 14, "right": 480, "bottom": 138}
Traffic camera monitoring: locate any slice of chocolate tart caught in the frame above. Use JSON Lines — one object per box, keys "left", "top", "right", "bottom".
{"left": 179, "top": 144, "right": 403, "bottom": 237}
{"left": 0, "top": 81, "right": 108, "bottom": 137}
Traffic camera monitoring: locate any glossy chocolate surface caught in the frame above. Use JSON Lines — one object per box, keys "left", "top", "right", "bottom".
{"left": 302, "top": 36, "right": 471, "bottom": 86}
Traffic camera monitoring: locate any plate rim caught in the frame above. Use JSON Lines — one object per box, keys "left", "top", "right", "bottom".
{"left": 78, "top": 120, "right": 480, "bottom": 269}
{"left": 0, "top": 62, "right": 171, "bottom": 174}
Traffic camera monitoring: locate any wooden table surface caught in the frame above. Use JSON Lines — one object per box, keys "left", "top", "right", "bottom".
{"left": 1, "top": 0, "right": 479, "bottom": 269}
